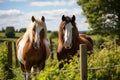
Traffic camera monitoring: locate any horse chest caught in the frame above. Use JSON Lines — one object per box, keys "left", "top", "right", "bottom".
{"left": 27, "top": 49, "right": 46, "bottom": 59}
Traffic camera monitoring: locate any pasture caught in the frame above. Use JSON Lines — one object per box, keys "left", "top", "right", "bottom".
{"left": 0, "top": 32, "right": 120, "bottom": 80}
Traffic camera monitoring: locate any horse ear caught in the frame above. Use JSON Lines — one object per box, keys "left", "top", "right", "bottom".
{"left": 72, "top": 15, "right": 76, "bottom": 22}
{"left": 31, "top": 16, "right": 36, "bottom": 22}
{"left": 41, "top": 16, "right": 45, "bottom": 22}
{"left": 62, "top": 15, "right": 65, "bottom": 21}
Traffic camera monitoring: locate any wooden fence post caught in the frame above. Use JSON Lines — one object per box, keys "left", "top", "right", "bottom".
{"left": 7, "top": 41, "right": 12, "bottom": 67}
{"left": 14, "top": 42, "right": 19, "bottom": 67}
{"left": 7, "top": 41, "right": 14, "bottom": 79}
{"left": 50, "top": 38, "right": 54, "bottom": 60}
{"left": 80, "top": 44, "right": 87, "bottom": 80}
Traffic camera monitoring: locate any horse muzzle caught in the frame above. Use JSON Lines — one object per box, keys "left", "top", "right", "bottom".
{"left": 33, "top": 42, "right": 41, "bottom": 49}
{"left": 64, "top": 42, "right": 72, "bottom": 49}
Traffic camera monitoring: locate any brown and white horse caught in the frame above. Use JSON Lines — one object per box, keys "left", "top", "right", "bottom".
{"left": 16, "top": 16, "right": 51, "bottom": 80}
{"left": 57, "top": 15, "right": 93, "bottom": 69}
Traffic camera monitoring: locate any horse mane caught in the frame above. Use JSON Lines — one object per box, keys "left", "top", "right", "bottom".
{"left": 58, "top": 21, "right": 66, "bottom": 49}
{"left": 23, "top": 22, "right": 35, "bottom": 43}
{"left": 72, "top": 23, "right": 80, "bottom": 42}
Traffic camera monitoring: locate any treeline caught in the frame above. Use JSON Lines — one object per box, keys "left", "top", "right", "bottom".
{"left": 0, "top": 26, "right": 26, "bottom": 33}
{"left": 0, "top": 26, "right": 27, "bottom": 38}
{"left": 0, "top": 26, "right": 53, "bottom": 38}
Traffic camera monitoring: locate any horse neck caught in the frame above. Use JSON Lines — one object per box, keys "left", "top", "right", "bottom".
{"left": 72, "top": 26, "right": 80, "bottom": 45}
{"left": 58, "top": 22, "right": 64, "bottom": 46}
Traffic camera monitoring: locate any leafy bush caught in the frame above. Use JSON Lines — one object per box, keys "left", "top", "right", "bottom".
{"left": 5, "top": 26, "right": 15, "bottom": 38}
{"left": 50, "top": 31, "right": 58, "bottom": 39}
{"left": 36, "top": 40, "right": 120, "bottom": 80}
{"left": 88, "top": 41, "right": 120, "bottom": 80}
{"left": 94, "top": 35, "right": 105, "bottom": 49}
{"left": 36, "top": 55, "right": 80, "bottom": 80}
{"left": 0, "top": 42, "right": 14, "bottom": 79}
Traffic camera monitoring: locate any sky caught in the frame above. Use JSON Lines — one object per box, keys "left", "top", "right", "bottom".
{"left": 0, "top": 0, "right": 89, "bottom": 31}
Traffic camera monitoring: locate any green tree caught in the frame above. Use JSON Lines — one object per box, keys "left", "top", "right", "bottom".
{"left": 50, "top": 31, "right": 58, "bottom": 39}
{"left": 5, "top": 26, "right": 15, "bottom": 38}
{"left": 77, "top": 0, "right": 120, "bottom": 39}
{"left": 19, "top": 28, "right": 26, "bottom": 32}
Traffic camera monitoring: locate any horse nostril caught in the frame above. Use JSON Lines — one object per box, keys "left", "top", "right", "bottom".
{"left": 66, "top": 46, "right": 71, "bottom": 49}
{"left": 33, "top": 43, "right": 38, "bottom": 49}
{"left": 67, "top": 47, "right": 70, "bottom": 49}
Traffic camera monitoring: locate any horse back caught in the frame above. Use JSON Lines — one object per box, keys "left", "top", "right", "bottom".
{"left": 79, "top": 34, "right": 93, "bottom": 51}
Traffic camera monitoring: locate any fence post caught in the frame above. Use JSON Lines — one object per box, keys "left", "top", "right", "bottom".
{"left": 14, "top": 42, "right": 19, "bottom": 67}
{"left": 7, "top": 41, "right": 12, "bottom": 68}
{"left": 50, "top": 38, "right": 54, "bottom": 60}
{"left": 7, "top": 41, "right": 14, "bottom": 79}
{"left": 80, "top": 44, "right": 87, "bottom": 80}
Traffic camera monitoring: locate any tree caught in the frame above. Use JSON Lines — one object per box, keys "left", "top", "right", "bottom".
{"left": 19, "top": 28, "right": 26, "bottom": 32}
{"left": 50, "top": 31, "right": 58, "bottom": 39}
{"left": 5, "top": 26, "right": 15, "bottom": 38}
{"left": 77, "top": 0, "right": 120, "bottom": 39}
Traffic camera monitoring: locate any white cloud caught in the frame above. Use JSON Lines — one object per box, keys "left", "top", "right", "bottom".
{"left": 9, "top": 0, "right": 27, "bottom": 2}
{"left": 0, "top": 0, "right": 4, "bottom": 3}
{"left": 0, "top": 9, "right": 23, "bottom": 16}
{"left": 30, "top": 0, "right": 76, "bottom": 7}
{"left": 0, "top": 8, "right": 89, "bottom": 31}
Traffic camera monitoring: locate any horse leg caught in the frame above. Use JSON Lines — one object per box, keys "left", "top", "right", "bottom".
{"left": 38, "top": 61, "right": 45, "bottom": 72}
{"left": 31, "top": 65, "right": 38, "bottom": 77}
{"left": 59, "top": 59, "right": 69, "bottom": 69}
{"left": 26, "top": 72, "right": 31, "bottom": 80}
{"left": 20, "top": 63, "right": 26, "bottom": 80}
{"left": 59, "top": 62, "right": 64, "bottom": 69}
{"left": 24, "top": 62, "right": 32, "bottom": 80}
{"left": 57, "top": 52, "right": 69, "bottom": 69}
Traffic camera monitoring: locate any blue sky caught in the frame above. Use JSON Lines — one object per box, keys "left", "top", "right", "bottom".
{"left": 0, "top": 0, "right": 89, "bottom": 31}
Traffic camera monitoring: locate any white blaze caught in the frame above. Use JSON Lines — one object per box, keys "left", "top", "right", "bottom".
{"left": 64, "top": 22, "right": 73, "bottom": 48}
{"left": 35, "top": 23, "right": 44, "bottom": 48}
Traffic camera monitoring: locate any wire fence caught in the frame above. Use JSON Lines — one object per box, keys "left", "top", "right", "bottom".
{"left": 0, "top": 63, "right": 120, "bottom": 75}
{"left": 0, "top": 40, "right": 120, "bottom": 80}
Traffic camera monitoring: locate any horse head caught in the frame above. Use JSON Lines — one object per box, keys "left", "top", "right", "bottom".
{"left": 31, "top": 16, "right": 47, "bottom": 49}
{"left": 61, "top": 15, "right": 76, "bottom": 49}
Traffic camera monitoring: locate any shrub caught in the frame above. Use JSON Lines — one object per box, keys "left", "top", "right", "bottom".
{"left": 36, "top": 55, "right": 80, "bottom": 80}
{"left": 0, "top": 42, "right": 14, "bottom": 79}
{"left": 50, "top": 31, "right": 58, "bottom": 39}
{"left": 88, "top": 41, "right": 120, "bottom": 80}
{"left": 5, "top": 26, "right": 15, "bottom": 38}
